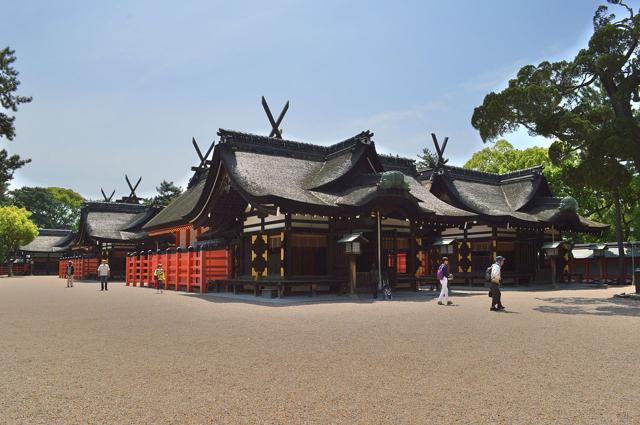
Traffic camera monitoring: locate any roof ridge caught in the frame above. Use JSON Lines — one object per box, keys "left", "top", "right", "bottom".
{"left": 217, "top": 128, "right": 373, "bottom": 161}
{"left": 420, "top": 164, "right": 544, "bottom": 183}
{"left": 37, "top": 229, "right": 73, "bottom": 236}
{"left": 84, "top": 201, "right": 152, "bottom": 213}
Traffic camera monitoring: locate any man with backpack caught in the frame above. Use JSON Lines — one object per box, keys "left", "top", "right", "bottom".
{"left": 489, "top": 256, "right": 506, "bottom": 311}
{"left": 437, "top": 257, "right": 453, "bottom": 306}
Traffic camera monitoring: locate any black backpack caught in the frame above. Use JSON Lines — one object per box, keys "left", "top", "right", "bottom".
{"left": 485, "top": 265, "right": 492, "bottom": 283}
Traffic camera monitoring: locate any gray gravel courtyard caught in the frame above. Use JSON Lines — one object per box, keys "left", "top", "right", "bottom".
{"left": 0, "top": 276, "right": 638, "bottom": 424}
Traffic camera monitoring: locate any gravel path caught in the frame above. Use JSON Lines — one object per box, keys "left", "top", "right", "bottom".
{"left": 1, "top": 276, "right": 638, "bottom": 424}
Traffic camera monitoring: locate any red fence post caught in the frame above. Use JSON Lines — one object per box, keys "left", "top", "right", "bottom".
{"left": 199, "top": 249, "right": 205, "bottom": 294}
{"left": 125, "top": 254, "right": 130, "bottom": 286}
{"left": 186, "top": 249, "right": 192, "bottom": 293}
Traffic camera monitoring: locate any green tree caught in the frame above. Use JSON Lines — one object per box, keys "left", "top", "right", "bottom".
{"left": 463, "top": 140, "right": 568, "bottom": 195}
{"left": 463, "top": 140, "right": 640, "bottom": 245}
{"left": 0, "top": 47, "right": 32, "bottom": 199}
{"left": 416, "top": 147, "right": 439, "bottom": 169}
{"left": 471, "top": 1, "right": 640, "bottom": 282}
{"left": 144, "top": 180, "right": 183, "bottom": 207}
{"left": 9, "top": 187, "right": 84, "bottom": 229}
{"left": 0, "top": 205, "right": 38, "bottom": 276}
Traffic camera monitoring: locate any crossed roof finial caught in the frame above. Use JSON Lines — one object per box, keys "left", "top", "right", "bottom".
{"left": 100, "top": 188, "right": 115, "bottom": 202}
{"left": 125, "top": 174, "right": 142, "bottom": 203}
{"left": 191, "top": 137, "right": 215, "bottom": 172}
{"left": 261, "top": 96, "right": 289, "bottom": 139}
{"left": 431, "top": 133, "right": 449, "bottom": 168}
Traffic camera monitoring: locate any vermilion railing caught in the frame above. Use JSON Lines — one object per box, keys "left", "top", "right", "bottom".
{"left": 0, "top": 263, "right": 30, "bottom": 276}
{"left": 125, "top": 248, "right": 231, "bottom": 294}
{"left": 58, "top": 256, "right": 100, "bottom": 280}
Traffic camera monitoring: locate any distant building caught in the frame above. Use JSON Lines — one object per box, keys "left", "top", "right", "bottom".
{"left": 19, "top": 229, "right": 75, "bottom": 275}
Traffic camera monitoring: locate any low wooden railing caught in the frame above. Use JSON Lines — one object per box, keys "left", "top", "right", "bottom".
{"left": 58, "top": 256, "right": 100, "bottom": 280}
{"left": 125, "top": 247, "right": 231, "bottom": 294}
{"left": 0, "top": 262, "right": 30, "bottom": 276}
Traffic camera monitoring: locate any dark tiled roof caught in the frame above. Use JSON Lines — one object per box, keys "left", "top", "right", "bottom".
{"left": 20, "top": 229, "right": 74, "bottom": 253}
{"left": 76, "top": 202, "right": 159, "bottom": 243}
{"left": 143, "top": 177, "right": 208, "bottom": 231}
{"left": 203, "top": 129, "right": 475, "bottom": 219}
{"left": 218, "top": 128, "right": 374, "bottom": 160}
{"left": 422, "top": 165, "right": 607, "bottom": 231}
{"left": 378, "top": 154, "right": 417, "bottom": 176}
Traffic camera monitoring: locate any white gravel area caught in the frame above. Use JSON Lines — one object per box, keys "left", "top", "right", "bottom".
{"left": 0, "top": 276, "right": 638, "bottom": 424}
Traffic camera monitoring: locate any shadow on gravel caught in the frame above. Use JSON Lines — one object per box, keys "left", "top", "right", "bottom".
{"left": 533, "top": 297, "right": 640, "bottom": 317}
{"left": 184, "top": 290, "right": 486, "bottom": 308}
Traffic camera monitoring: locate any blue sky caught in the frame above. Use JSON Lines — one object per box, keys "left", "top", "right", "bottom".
{"left": 2, "top": 0, "right": 609, "bottom": 198}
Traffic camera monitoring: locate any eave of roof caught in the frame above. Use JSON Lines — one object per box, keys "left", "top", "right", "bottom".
{"left": 73, "top": 202, "right": 158, "bottom": 245}
{"left": 143, "top": 177, "right": 207, "bottom": 232}
{"left": 20, "top": 229, "right": 74, "bottom": 253}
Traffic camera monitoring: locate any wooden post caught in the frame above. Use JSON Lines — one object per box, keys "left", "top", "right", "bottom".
{"left": 464, "top": 225, "right": 470, "bottom": 287}
{"left": 186, "top": 249, "right": 192, "bottom": 292}
{"left": 584, "top": 259, "right": 590, "bottom": 282}
{"left": 408, "top": 221, "right": 416, "bottom": 291}
{"left": 199, "top": 249, "right": 205, "bottom": 294}
{"left": 349, "top": 255, "right": 357, "bottom": 295}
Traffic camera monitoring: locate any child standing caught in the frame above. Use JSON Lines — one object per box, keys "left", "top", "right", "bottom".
{"left": 154, "top": 263, "right": 165, "bottom": 294}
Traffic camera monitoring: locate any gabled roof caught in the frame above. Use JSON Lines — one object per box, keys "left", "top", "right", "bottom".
{"left": 190, "top": 129, "right": 475, "bottom": 225}
{"left": 421, "top": 165, "right": 608, "bottom": 233}
{"left": 74, "top": 202, "right": 159, "bottom": 245}
{"left": 143, "top": 175, "right": 208, "bottom": 232}
{"left": 20, "top": 229, "right": 75, "bottom": 253}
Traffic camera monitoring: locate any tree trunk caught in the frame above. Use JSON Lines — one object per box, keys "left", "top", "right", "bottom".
{"left": 8, "top": 260, "right": 13, "bottom": 277}
{"left": 613, "top": 191, "right": 626, "bottom": 284}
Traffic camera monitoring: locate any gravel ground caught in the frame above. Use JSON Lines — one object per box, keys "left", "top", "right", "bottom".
{"left": 0, "top": 276, "right": 638, "bottom": 425}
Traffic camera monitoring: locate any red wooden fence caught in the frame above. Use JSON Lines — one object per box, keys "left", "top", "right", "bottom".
{"left": 125, "top": 249, "right": 231, "bottom": 294}
{"left": 0, "top": 263, "right": 30, "bottom": 276}
{"left": 58, "top": 257, "right": 100, "bottom": 280}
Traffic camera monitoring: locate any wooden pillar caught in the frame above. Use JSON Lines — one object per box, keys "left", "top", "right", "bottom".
{"left": 279, "top": 231, "right": 285, "bottom": 277}
{"left": 199, "top": 249, "right": 205, "bottom": 294}
{"left": 391, "top": 229, "right": 397, "bottom": 284}
{"left": 186, "top": 249, "right": 192, "bottom": 292}
{"left": 285, "top": 214, "right": 293, "bottom": 277}
{"left": 584, "top": 259, "right": 590, "bottom": 282}
{"left": 175, "top": 249, "right": 180, "bottom": 291}
{"left": 349, "top": 255, "right": 357, "bottom": 294}
{"left": 408, "top": 221, "right": 416, "bottom": 272}
{"left": 251, "top": 233, "right": 268, "bottom": 279}
{"left": 491, "top": 226, "right": 498, "bottom": 262}
{"left": 327, "top": 216, "right": 335, "bottom": 278}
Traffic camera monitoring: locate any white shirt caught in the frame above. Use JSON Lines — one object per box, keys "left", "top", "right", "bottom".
{"left": 490, "top": 263, "right": 501, "bottom": 284}
{"left": 97, "top": 264, "right": 110, "bottom": 277}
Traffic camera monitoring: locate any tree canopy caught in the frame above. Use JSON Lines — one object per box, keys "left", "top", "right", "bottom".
{"left": 0, "top": 205, "right": 38, "bottom": 274}
{"left": 472, "top": 1, "right": 640, "bottom": 176}
{"left": 0, "top": 47, "right": 32, "bottom": 199}
{"left": 9, "top": 187, "right": 84, "bottom": 230}
{"left": 471, "top": 1, "right": 640, "bottom": 278}
{"left": 416, "top": 147, "right": 439, "bottom": 169}
{"left": 144, "top": 180, "right": 183, "bottom": 207}
{"left": 463, "top": 140, "right": 640, "bottom": 243}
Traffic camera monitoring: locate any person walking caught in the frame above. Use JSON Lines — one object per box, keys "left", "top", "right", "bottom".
{"left": 154, "top": 263, "right": 165, "bottom": 294}
{"left": 437, "top": 257, "right": 453, "bottom": 306}
{"left": 97, "top": 260, "right": 110, "bottom": 291}
{"left": 65, "top": 261, "right": 74, "bottom": 288}
{"left": 490, "top": 256, "right": 506, "bottom": 311}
